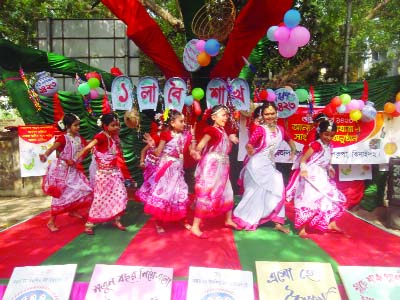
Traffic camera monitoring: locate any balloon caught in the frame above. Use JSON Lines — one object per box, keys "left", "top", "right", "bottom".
{"left": 197, "top": 51, "right": 211, "bottom": 67}
{"left": 331, "top": 96, "right": 342, "bottom": 107}
{"left": 347, "top": 99, "right": 359, "bottom": 111}
{"left": 396, "top": 101, "right": 400, "bottom": 113}
{"left": 361, "top": 101, "right": 377, "bottom": 122}
{"left": 295, "top": 89, "right": 308, "bottom": 103}
{"left": 278, "top": 41, "right": 298, "bottom": 58}
{"left": 384, "top": 102, "right": 396, "bottom": 114}
{"left": 349, "top": 109, "right": 362, "bottom": 121}
{"left": 184, "top": 95, "right": 194, "bottom": 106}
{"left": 77, "top": 83, "right": 90, "bottom": 95}
{"left": 284, "top": 9, "right": 301, "bottom": 28}
{"left": 336, "top": 104, "right": 347, "bottom": 113}
{"left": 193, "top": 100, "right": 202, "bottom": 116}
{"left": 195, "top": 39, "right": 206, "bottom": 52}
{"left": 289, "top": 26, "right": 310, "bottom": 47}
{"left": 357, "top": 99, "right": 365, "bottom": 110}
{"left": 204, "top": 39, "right": 220, "bottom": 56}
{"left": 274, "top": 26, "right": 290, "bottom": 42}
{"left": 391, "top": 110, "right": 400, "bottom": 117}
{"left": 266, "top": 26, "right": 278, "bottom": 41}
{"left": 86, "top": 71, "right": 101, "bottom": 81}
{"left": 87, "top": 77, "right": 100, "bottom": 89}
{"left": 396, "top": 92, "right": 400, "bottom": 102}
{"left": 89, "top": 89, "right": 99, "bottom": 99}
{"left": 192, "top": 87, "right": 205, "bottom": 100}
{"left": 339, "top": 94, "right": 351, "bottom": 104}
{"left": 259, "top": 90, "right": 268, "bottom": 100}
{"left": 267, "top": 89, "right": 276, "bottom": 102}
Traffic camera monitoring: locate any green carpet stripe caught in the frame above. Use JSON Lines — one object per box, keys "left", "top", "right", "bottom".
{"left": 234, "top": 222, "right": 341, "bottom": 283}
{"left": 41, "top": 201, "right": 149, "bottom": 281}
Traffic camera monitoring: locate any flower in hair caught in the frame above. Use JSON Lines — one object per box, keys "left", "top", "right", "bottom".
{"left": 163, "top": 108, "right": 170, "bottom": 122}
{"left": 57, "top": 119, "right": 65, "bottom": 130}
{"left": 97, "top": 117, "right": 102, "bottom": 127}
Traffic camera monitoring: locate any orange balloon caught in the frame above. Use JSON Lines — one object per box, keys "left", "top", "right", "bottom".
{"left": 384, "top": 102, "right": 396, "bottom": 114}
{"left": 396, "top": 92, "right": 400, "bottom": 102}
{"left": 197, "top": 51, "right": 211, "bottom": 67}
{"left": 330, "top": 96, "right": 342, "bottom": 107}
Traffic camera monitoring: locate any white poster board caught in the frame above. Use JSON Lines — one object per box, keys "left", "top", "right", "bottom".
{"left": 338, "top": 266, "right": 400, "bottom": 300}
{"left": 2, "top": 264, "right": 77, "bottom": 300}
{"left": 85, "top": 264, "right": 173, "bottom": 300}
{"left": 186, "top": 266, "right": 254, "bottom": 300}
{"left": 256, "top": 261, "right": 341, "bottom": 300}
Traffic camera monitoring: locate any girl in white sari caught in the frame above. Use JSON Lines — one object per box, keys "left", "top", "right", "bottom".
{"left": 233, "top": 102, "right": 296, "bottom": 233}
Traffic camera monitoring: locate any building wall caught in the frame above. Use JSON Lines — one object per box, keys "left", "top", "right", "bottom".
{"left": 0, "top": 131, "right": 44, "bottom": 196}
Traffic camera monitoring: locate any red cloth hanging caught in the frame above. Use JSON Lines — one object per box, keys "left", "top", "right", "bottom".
{"left": 309, "top": 85, "right": 315, "bottom": 106}
{"left": 361, "top": 80, "right": 369, "bottom": 101}
{"left": 53, "top": 93, "right": 64, "bottom": 122}
{"left": 102, "top": 94, "right": 111, "bottom": 114}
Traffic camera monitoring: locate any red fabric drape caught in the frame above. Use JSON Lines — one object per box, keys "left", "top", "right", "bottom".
{"left": 211, "top": 0, "right": 293, "bottom": 78}
{"left": 102, "top": 94, "right": 111, "bottom": 114}
{"left": 100, "top": 0, "right": 189, "bottom": 79}
{"left": 53, "top": 93, "right": 64, "bottom": 122}
{"left": 361, "top": 80, "right": 369, "bottom": 101}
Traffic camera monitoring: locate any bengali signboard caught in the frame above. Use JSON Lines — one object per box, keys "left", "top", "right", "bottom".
{"left": 137, "top": 76, "right": 159, "bottom": 111}
{"left": 111, "top": 76, "right": 134, "bottom": 111}
{"left": 274, "top": 88, "right": 299, "bottom": 118}
{"left": 230, "top": 78, "right": 250, "bottom": 111}
{"left": 86, "top": 265, "right": 173, "bottom": 300}
{"left": 2, "top": 264, "right": 77, "bottom": 300}
{"left": 183, "top": 39, "right": 201, "bottom": 72}
{"left": 256, "top": 261, "right": 341, "bottom": 300}
{"left": 186, "top": 266, "right": 254, "bottom": 300}
{"left": 18, "top": 125, "right": 56, "bottom": 177}
{"left": 163, "top": 77, "right": 187, "bottom": 112}
{"left": 338, "top": 266, "right": 400, "bottom": 300}
{"left": 206, "top": 78, "right": 228, "bottom": 108}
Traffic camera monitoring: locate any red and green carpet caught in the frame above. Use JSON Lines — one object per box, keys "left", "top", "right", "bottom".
{"left": 1, "top": 200, "right": 400, "bottom": 299}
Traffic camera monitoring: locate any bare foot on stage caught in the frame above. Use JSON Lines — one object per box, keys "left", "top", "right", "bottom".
{"left": 274, "top": 223, "right": 290, "bottom": 234}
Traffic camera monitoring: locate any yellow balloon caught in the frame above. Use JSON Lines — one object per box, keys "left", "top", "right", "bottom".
{"left": 349, "top": 109, "right": 362, "bottom": 121}
{"left": 396, "top": 92, "right": 400, "bottom": 102}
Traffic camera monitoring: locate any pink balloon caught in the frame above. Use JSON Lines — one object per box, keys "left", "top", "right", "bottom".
{"left": 267, "top": 91, "right": 276, "bottom": 102}
{"left": 357, "top": 99, "right": 365, "bottom": 110}
{"left": 278, "top": 41, "right": 298, "bottom": 58}
{"left": 195, "top": 40, "right": 206, "bottom": 52}
{"left": 347, "top": 99, "right": 359, "bottom": 111}
{"left": 289, "top": 26, "right": 310, "bottom": 47}
{"left": 395, "top": 101, "right": 400, "bottom": 113}
{"left": 89, "top": 89, "right": 99, "bottom": 99}
{"left": 274, "top": 26, "right": 290, "bottom": 42}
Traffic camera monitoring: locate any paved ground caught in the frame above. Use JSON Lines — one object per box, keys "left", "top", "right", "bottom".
{"left": 1, "top": 196, "right": 400, "bottom": 236}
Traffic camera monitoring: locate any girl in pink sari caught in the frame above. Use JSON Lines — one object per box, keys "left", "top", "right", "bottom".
{"left": 76, "top": 113, "right": 128, "bottom": 235}
{"left": 40, "top": 113, "right": 93, "bottom": 232}
{"left": 189, "top": 105, "right": 239, "bottom": 238}
{"left": 135, "top": 109, "right": 193, "bottom": 233}
{"left": 293, "top": 119, "right": 346, "bottom": 237}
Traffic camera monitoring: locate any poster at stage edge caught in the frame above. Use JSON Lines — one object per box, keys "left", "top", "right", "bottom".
{"left": 338, "top": 164, "right": 372, "bottom": 181}
{"left": 256, "top": 261, "right": 341, "bottom": 300}
{"left": 85, "top": 264, "right": 173, "bottom": 300}
{"left": 18, "top": 125, "right": 56, "bottom": 177}
{"left": 2, "top": 264, "right": 77, "bottom": 300}
{"left": 238, "top": 106, "right": 400, "bottom": 166}
{"left": 186, "top": 266, "right": 254, "bottom": 300}
{"left": 338, "top": 266, "right": 400, "bottom": 300}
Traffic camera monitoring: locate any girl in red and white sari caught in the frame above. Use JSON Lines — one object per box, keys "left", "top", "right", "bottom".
{"left": 76, "top": 113, "right": 128, "bottom": 235}
{"left": 40, "top": 113, "right": 93, "bottom": 232}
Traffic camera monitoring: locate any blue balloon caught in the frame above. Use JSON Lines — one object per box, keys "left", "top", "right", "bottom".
{"left": 184, "top": 95, "right": 194, "bottom": 106}
{"left": 266, "top": 26, "right": 278, "bottom": 41}
{"left": 204, "top": 39, "right": 220, "bottom": 56}
{"left": 284, "top": 9, "right": 301, "bottom": 28}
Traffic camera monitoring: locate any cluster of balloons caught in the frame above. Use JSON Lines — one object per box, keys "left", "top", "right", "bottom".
{"left": 195, "top": 39, "right": 221, "bottom": 67}
{"left": 325, "top": 94, "right": 377, "bottom": 122}
{"left": 266, "top": 9, "right": 311, "bottom": 58}
{"left": 254, "top": 88, "right": 276, "bottom": 102}
{"left": 183, "top": 87, "right": 205, "bottom": 116}
{"left": 77, "top": 72, "right": 102, "bottom": 99}
{"left": 383, "top": 92, "right": 400, "bottom": 117}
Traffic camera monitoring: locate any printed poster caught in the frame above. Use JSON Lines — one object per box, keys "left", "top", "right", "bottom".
{"left": 18, "top": 125, "right": 56, "bottom": 177}
{"left": 85, "top": 265, "right": 173, "bottom": 300}
{"left": 256, "top": 261, "right": 341, "bottom": 300}
{"left": 2, "top": 264, "right": 77, "bottom": 300}
{"left": 338, "top": 164, "right": 373, "bottom": 181}
{"left": 186, "top": 266, "right": 254, "bottom": 300}
{"left": 338, "top": 266, "right": 400, "bottom": 300}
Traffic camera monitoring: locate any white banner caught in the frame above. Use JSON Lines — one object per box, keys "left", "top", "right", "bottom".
{"left": 111, "top": 76, "right": 134, "bottom": 111}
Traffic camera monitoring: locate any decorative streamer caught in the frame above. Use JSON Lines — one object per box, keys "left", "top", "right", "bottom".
{"left": 19, "top": 68, "right": 41, "bottom": 111}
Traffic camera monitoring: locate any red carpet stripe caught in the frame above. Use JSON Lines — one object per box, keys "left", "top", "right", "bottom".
{"left": 285, "top": 202, "right": 400, "bottom": 266}
{"left": 0, "top": 210, "right": 86, "bottom": 279}
{"left": 116, "top": 216, "right": 242, "bottom": 277}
